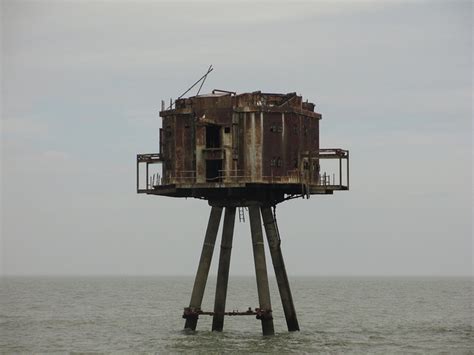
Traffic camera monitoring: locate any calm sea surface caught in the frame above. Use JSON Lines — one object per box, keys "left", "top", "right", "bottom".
{"left": 0, "top": 276, "right": 471, "bottom": 353}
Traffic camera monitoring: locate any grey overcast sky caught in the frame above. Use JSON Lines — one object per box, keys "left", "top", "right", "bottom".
{"left": 1, "top": 0, "right": 472, "bottom": 276}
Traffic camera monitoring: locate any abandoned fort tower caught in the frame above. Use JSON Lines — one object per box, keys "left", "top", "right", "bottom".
{"left": 137, "top": 89, "right": 349, "bottom": 335}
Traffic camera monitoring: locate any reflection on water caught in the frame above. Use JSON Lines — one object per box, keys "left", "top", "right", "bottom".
{"left": 0, "top": 276, "right": 471, "bottom": 353}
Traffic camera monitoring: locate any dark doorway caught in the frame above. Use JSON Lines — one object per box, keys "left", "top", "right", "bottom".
{"left": 206, "top": 160, "right": 222, "bottom": 182}
{"left": 206, "top": 125, "right": 221, "bottom": 148}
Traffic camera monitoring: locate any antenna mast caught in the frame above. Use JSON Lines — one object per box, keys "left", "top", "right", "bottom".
{"left": 167, "top": 65, "right": 213, "bottom": 110}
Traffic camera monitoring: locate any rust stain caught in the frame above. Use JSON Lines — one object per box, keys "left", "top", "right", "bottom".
{"left": 136, "top": 90, "right": 349, "bottom": 200}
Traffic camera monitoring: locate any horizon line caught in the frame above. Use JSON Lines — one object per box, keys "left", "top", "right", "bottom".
{"left": 1, "top": 273, "right": 472, "bottom": 278}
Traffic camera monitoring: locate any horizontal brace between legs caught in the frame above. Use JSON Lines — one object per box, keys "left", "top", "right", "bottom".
{"left": 183, "top": 307, "right": 272, "bottom": 318}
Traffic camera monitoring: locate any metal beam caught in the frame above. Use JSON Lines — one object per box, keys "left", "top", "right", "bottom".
{"left": 212, "top": 206, "right": 236, "bottom": 332}
{"left": 249, "top": 206, "right": 275, "bottom": 335}
{"left": 346, "top": 151, "right": 350, "bottom": 189}
{"left": 184, "top": 206, "right": 223, "bottom": 330}
{"left": 261, "top": 206, "right": 300, "bottom": 331}
{"left": 339, "top": 158, "right": 342, "bottom": 187}
{"left": 146, "top": 162, "right": 149, "bottom": 190}
{"left": 136, "top": 158, "right": 139, "bottom": 193}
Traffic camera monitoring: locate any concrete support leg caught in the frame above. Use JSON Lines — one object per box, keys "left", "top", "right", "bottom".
{"left": 211, "top": 206, "right": 236, "bottom": 332}
{"left": 249, "top": 206, "right": 275, "bottom": 335}
{"left": 261, "top": 206, "right": 300, "bottom": 331}
{"left": 184, "top": 206, "right": 223, "bottom": 330}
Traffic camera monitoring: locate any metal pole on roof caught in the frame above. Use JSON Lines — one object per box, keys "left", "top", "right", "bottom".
{"left": 167, "top": 65, "right": 214, "bottom": 110}
{"left": 197, "top": 64, "right": 213, "bottom": 96}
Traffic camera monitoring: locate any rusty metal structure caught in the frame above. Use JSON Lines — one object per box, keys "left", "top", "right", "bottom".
{"left": 137, "top": 87, "right": 349, "bottom": 335}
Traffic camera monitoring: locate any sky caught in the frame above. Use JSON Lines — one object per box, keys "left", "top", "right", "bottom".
{"left": 1, "top": 0, "right": 472, "bottom": 276}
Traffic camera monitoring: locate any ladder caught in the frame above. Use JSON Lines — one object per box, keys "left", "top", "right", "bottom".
{"left": 238, "top": 207, "right": 246, "bottom": 223}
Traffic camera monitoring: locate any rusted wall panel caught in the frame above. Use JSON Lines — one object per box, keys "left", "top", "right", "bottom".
{"left": 283, "top": 112, "right": 300, "bottom": 176}
{"left": 242, "top": 112, "right": 263, "bottom": 181}
{"left": 183, "top": 115, "right": 194, "bottom": 175}
{"left": 262, "top": 112, "right": 284, "bottom": 178}
{"left": 160, "top": 91, "right": 320, "bottom": 186}
{"left": 162, "top": 116, "right": 175, "bottom": 182}
{"left": 174, "top": 114, "right": 185, "bottom": 176}
{"left": 221, "top": 124, "right": 233, "bottom": 182}
{"left": 237, "top": 113, "right": 245, "bottom": 175}
{"left": 195, "top": 125, "right": 206, "bottom": 183}
{"left": 310, "top": 115, "right": 320, "bottom": 181}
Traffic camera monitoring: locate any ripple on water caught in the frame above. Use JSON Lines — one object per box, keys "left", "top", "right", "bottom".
{"left": 0, "top": 276, "right": 471, "bottom": 353}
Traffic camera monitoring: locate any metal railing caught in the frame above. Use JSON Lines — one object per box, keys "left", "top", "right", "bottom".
{"left": 154, "top": 170, "right": 336, "bottom": 186}
{"left": 137, "top": 148, "right": 349, "bottom": 192}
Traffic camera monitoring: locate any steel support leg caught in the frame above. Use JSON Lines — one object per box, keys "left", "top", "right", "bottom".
{"left": 249, "top": 206, "right": 275, "bottom": 335}
{"left": 184, "top": 206, "right": 223, "bottom": 330}
{"left": 261, "top": 206, "right": 300, "bottom": 331}
{"left": 211, "top": 206, "right": 236, "bottom": 332}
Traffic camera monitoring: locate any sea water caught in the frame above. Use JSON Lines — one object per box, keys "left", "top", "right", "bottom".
{"left": 1, "top": 276, "right": 471, "bottom": 353}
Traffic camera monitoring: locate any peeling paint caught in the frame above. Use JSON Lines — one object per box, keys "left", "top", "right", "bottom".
{"left": 137, "top": 90, "right": 349, "bottom": 200}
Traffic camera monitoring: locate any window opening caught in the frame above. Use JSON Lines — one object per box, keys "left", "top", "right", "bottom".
{"left": 206, "top": 125, "right": 221, "bottom": 148}
{"left": 206, "top": 160, "right": 222, "bottom": 182}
